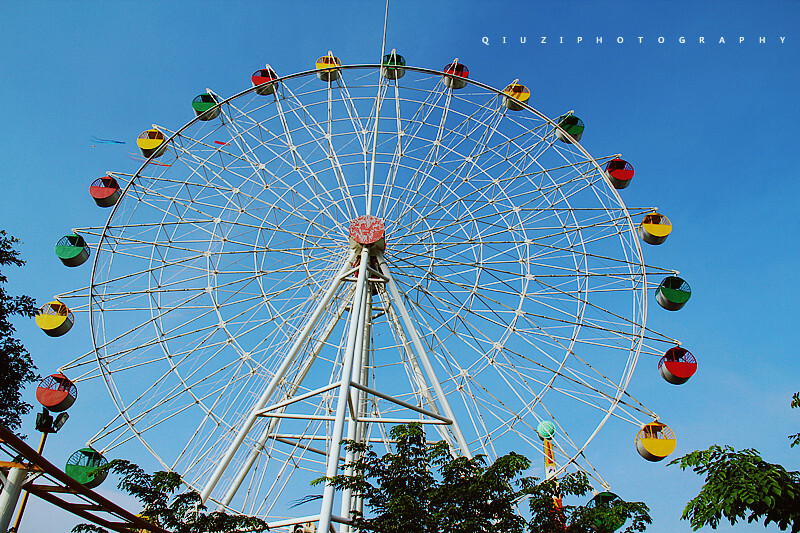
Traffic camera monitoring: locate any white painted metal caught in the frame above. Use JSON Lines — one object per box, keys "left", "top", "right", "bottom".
{"left": 222, "top": 296, "right": 352, "bottom": 506}
{"left": 339, "top": 277, "right": 371, "bottom": 532}
{"left": 318, "top": 248, "right": 370, "bottom": 533}
{"left": 52, "top": 64, "right": 683, "bottom": 528}
{"left": 376, "top": 250, "right": 472, "bottom": 458}
{"left": 0, "top": 468, "right": 25, "bottom": 533}
{"left": 379, "top": 290, "right": 452, "bottom": 443}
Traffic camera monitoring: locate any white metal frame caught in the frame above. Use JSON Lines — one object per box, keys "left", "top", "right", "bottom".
{"left": 56, "top": 64, "right": 682, "bottom": 530}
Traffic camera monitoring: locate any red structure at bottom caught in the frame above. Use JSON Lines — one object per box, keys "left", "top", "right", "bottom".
{"left": 0, "top": 424, "right": 167, "bottom": 533}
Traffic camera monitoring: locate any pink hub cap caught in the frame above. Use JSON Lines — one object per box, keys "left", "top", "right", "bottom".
{"left": 349, "top": 215, "right": 385, "bottom": 245}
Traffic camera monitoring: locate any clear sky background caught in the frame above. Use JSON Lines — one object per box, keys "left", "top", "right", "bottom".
{"left": 1, "top": 1, "right": 798, "bottom": 531}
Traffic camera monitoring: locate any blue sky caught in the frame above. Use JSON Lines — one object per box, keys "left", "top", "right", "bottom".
{"left": 1, "top": 1, "right": 798, "bottom": 531}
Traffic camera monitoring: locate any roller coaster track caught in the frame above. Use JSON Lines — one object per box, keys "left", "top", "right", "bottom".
{"left": 0, "top": 423, "right": 167, "bottom": 533}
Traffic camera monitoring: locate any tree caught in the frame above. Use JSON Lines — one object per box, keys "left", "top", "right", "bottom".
{"left": 322, "top": 423, "right": 650, "bottom": 533}
{"left": 522, "top": 471, "right": 651, "bottom": 533}
{"left": 789, "top": 393, "right": 799, "bottom": 449}
{"left": 0, "top": 230, "right": 39, "bottom": 433}
{"left": 322, "top": 423, "right": 530, "bottom": 533}
{"left": 671, "top": 394, "right": 800, "bottom": 532}
{"left": 73, "top": 460, "right": 269, "bottom": 533}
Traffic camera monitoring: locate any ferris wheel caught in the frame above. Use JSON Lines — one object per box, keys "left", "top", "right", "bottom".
{"left": 48, "top": 52, "right": 692, "bottom": 531}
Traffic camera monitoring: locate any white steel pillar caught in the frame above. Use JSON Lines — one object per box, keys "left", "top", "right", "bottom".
{"left": 339, "top": 288, "right": 372, "bottom": 531}
{"left": 221, "top": 296, "right": 352, "bottom": 506}
{"left": 0, "top": 468, "right": 26, "bottom": 533}
{"left": 352, "top": 293, "right": 373, "bottom": 525}
{"left": 318, "top": 248, "right": 370, "bottom": 533}
{"left": 381, "top": 294, "right": 453, "bottom": 446}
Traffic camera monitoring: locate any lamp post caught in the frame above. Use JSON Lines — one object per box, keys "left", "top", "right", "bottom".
{"left": 8, "top": 407, "right": 68, "bottom": 532}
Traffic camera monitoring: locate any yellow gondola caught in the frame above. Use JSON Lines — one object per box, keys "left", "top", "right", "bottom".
{"left": 315, "top": 52, "right": 341, "bottom": 82}
{"left": 635, "top": 421, "right": 676, "bottom": 462}
{"left": 136, "top": 128, "right": 167, "bottom": 159}
{"left": 501, "top": 80, "right": 530, "bottom": 111}
{"left": 639, "top": 212, "right": 672, "bottom": 245}
{"left": 36, "top": 301, "right": 74, "bottom": 337}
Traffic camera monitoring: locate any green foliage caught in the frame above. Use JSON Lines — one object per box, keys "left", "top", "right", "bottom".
{"left": 435, "top": 449, "right": 530, "bottom": 533}
{"left": 671, "top": 446, "right": 800, "bottom": 532}
{"left": 72, "top": 460, "right": 269, "bottom": 533}
{"left": 673, "top": 393, "right": 800, "bottom": 532}
{"left": 522, "top": 471, "right": 651, "bottom": 533}
{"left": 322, "top": 423, "right": 530, "bottom": 533}
{"left": 0, "top": 230, "right": 39, "bottom": 433}
{"left": 323, "top": 423, "right": 649, "bottom": 533}
{"left": 790, "top": 393, "right": 799, "bottom": 448}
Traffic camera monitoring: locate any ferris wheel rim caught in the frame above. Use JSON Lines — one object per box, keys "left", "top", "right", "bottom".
{"left": 68, "top": 62, "right": 662, "bottom": 521}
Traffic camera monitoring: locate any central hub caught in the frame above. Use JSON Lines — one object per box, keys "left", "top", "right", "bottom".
{"left": 349, "top": 215, "right": 385, "bottom": 246}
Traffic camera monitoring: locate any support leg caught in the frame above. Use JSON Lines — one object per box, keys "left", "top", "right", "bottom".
{"left": 339, "top": 289, "right": 372, "bottom": 530}
{"left": 376, "top": 251, "right": 473, "bottom": 459}
{"left": 318, "top": 249, "right": 370, "bottom": 533}
{"left": 221, "top": 295, "right": 352, "bottom": 506}
{"left": 0, "top": 468, "right": 26, "bottom": 533}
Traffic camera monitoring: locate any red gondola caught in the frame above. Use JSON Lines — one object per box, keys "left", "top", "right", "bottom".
{"left": 443, "top": 59, "right": 469, "bottom": 89}
{"left": 252, "top": 65, "right": 279, "bottom": 95}
{"left": 89, "top": 176, "right": 121, "bottom": 207}
{"left": 36, "top": 373, "right": 78, "bottom": 412}
{"left": 605, "top": 158, "right": 634, "bottom": 189}
{"left": 658, "top": 347, "right": 697, "bottom": 385}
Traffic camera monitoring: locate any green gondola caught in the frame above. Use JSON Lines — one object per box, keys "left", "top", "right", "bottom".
{"left": 586, "top": 491, "right": 626, "bottom": 532}
{"left": 381, "top": 50, "right": 406, "bottom": 80}
{"left": 192, "top": 93, "right": 220, "bottom": 121}
{"left": 55, "top": 233, "right": 89, "bottom": 267}
{"left": 65, "top": 448, "right": 108, "bottom": 488}
{"left": 656, "top": 276, "right": 691, "bottom": 310}
{"left": 556, "top": 114, "right": 585, "bottom": 143}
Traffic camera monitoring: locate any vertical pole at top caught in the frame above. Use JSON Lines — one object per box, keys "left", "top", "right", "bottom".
{"left": 366, "top": 0, "right": 391, "bottom": 217}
